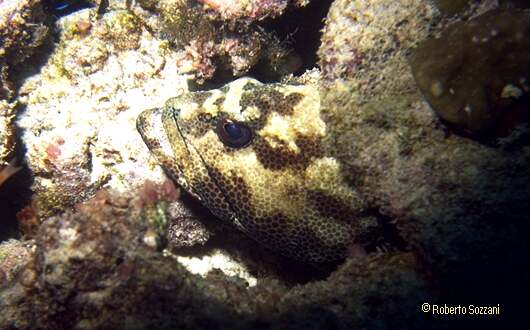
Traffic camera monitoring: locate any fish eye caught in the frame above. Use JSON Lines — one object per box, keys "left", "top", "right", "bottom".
{"left": 215, "top": 119, "right": 253, "bottom": 148}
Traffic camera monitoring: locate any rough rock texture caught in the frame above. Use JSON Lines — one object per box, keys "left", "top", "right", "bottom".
{"left": 198, "top": 0, "right": 291, "bottom": 20}
{"left": 318, "top": 0, "right": 440, "bottom": 99}
{"left": 432, "top": 0, "right": 530, "bottom": 16}
{"left": 0, "top": 0, "right": 50, "bottom": 171}
{"left": 0, "top": 188, "right": 436, "bottom": 329}
{"left": 317, "top": 0, "right": 530, "bottom": 321}
{"left": 16, "top": 8, "right": 187, "bottom": 217}
{"left": 1, "top": 0, "right": 529, "bottom": 328}
{"left": 0, "top": 100, "right": 16, "bottom": 165}
{"left": 0, "top": 0, "right": 49, "bottom": 100}
{"left": 431, "top": 0, "right": 472, "bottom": 15}
{"left": 410, "top": 9, "right": 530, "bottom": 137}
{"left": 134, "top": 0, "right": 299, "bottom": 83}
{"left": 321, "top": 78, "right": 530, "bottom": 303}
{"left": 0, "top": 239, "right": 34, "bottom": 285}
{"left": 167, "top": 202, "right": 211, "bottom": 248}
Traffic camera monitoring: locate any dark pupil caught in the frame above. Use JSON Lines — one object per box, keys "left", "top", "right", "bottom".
{"left": 224, "top": 123, "right": 243, "bottom": 139}
{"left": 216, "top": 119, "right": 252, "bottom": 148}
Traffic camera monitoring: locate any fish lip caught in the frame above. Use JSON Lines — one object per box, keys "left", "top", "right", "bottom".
{"left": 137, "top": 107, "right": 191, "bottom": 189}
{"left": 139, "top": 106, "right": 244, "bottom": 232}
{"left": 136, "top": 108, "right": 163, "bottom": 150}
{"left": 154, "top": 107, "right": 232, "bottom": 206}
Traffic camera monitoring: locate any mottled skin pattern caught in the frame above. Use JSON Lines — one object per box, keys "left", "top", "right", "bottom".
{"left": 137, "top": 78, "right": 380, "bottom": 262}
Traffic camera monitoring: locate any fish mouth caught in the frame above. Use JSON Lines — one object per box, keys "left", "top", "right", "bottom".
{"left": 138, "top": 107, "right": 244, "bottom": 227}
{"left": 136, "top": 107, "right": 190, "bottom": 192}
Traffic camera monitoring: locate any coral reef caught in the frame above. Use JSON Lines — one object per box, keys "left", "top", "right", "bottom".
{"left": 16, "top": 7, "right": 187, "bottom": 217}
{"left": 0, "top": 0, "right": 50, "bottom": 100}
{"left": 0, "top": 100, "right": 17, "bottom": 166}
{"left": 197, "top": 0, "right": 305, "bottom": 21}
{"left": 134, "top": 0, "right": 300, "bottom": 83}
{"left": 0, "top": 188, "right": 434, "bottom": 329}
{"left": 318, "top": 0, "right": 439, "bottom": 100}
{"left": 321, "top": 77, "right": 530, "bottom": 295}
{"left": 1, "top": 0, "right": 529, "bottom": 327}
{"left": 0, "top": 239, "right": 34, "bottom": 285}
{"left": 0, "top": 0, "right": 50, "bottom": 173}
{"left": 410, "top": 9, "right": 530, "bottom": 137}
{"left": 317, "top": 0, "right": 530, "bottom": 318}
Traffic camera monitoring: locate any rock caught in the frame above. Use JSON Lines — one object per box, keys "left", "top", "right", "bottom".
{"left": 431, "top": 0, "right": 473, "bottom": 16}
{"left": 410, "top": 9, "right": 530, "bottom": 137}
{"left": 0, "top": 239, "right": 34, "bottom": 285}
{"left": 318, "top": 0, "right": 439, "bottom": 101}
{"left": 432, "top": 0, "right": 530, "bottom": 17}
{"left": 197, "top": 0, "right": 289, "bottom": 20}
{"left": 0, "top": 100, "right": 16, "bottom": 165}
{"left": 0, "top": 187, "right": 432, "bottom": 328}
{"left": 135, "top": 0, "right": 298, "bottom": 83}
{"left": 317, "top": 1, "right": 530, "bottom": 320}
{"left": 0, "top": 0, "right": 50, "bottom": 100}
{"left": 0, "top": 189, "right": 255, "bottom": 329}
{"left": 16, "top": 8, "right": 186, "bottom": 217}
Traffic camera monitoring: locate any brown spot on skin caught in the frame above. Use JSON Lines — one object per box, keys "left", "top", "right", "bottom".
{"left": 213, "top": 95, "right": 225, "bottom": 108}
{"left": 192, "top": 91, "right": 213, "bottom": 107}
{"left": 307, "top": 190, "right": 354, "bottom": 224}
{"left": 206, "top": 166, "right": 254, "bottom": 218}
{"left": 200, "top": 167, "right": 333, "bottom": 261}
{"left": 279, "top": 93, "right": 304, "bottom": 115}
{"left": 254, "top": 135, "right": 322, "bottom": 170}
{"left": 240, "top": 88, "right": 304, "bottom": 118}
{"left": 187, "top": 112, "right": 214, "bottom": 138}
{"left": 248, "top": 213, "right": 349, "bottom": 261}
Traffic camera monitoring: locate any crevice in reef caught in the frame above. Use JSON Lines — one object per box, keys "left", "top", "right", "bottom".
{"left": 192, "top": 0, "right": 334, "bottom": 90}
{"left": 43, "top": 0, "right": 94, "bottom": 18}
{"left": 0, "top": 27, "right": 60, "bottom": 244}
{"left": 1, "top": 0, "right": 99, "bottom": 243}
{"left": 251, "top": 0, "right": 334, "bottom": 81}
{"left": 0, "top": 126, "right": 33, "bottom": 242}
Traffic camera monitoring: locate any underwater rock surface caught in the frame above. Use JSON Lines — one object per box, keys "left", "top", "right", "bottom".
{"left": 1, "top": 0, "right": 530, "bottom": 328}
{"left": 318, "top": 0, "right": 439, "bottom": 100}
{"left": 410, "top": 9, "right": 530, "bottom": 137}
{"left": 16, "top": 7, "right": 187, "bottom": 217}
{"left": 0, "top": 0, "right": 50, "bottom": 166}
{"left": 133, "top": 0, "right": 302, "bottom": 83}
{"left": 0, "top": 239, "right": 34, "bottom": 284}
{"left": 0, "top": 100, "right": 16, "bottom": 165}
{"left": 0, "top": 0, "right": 49, "bottom": 100}
{"left": 0, "top": 189, "right": 433, "bottom": 329}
